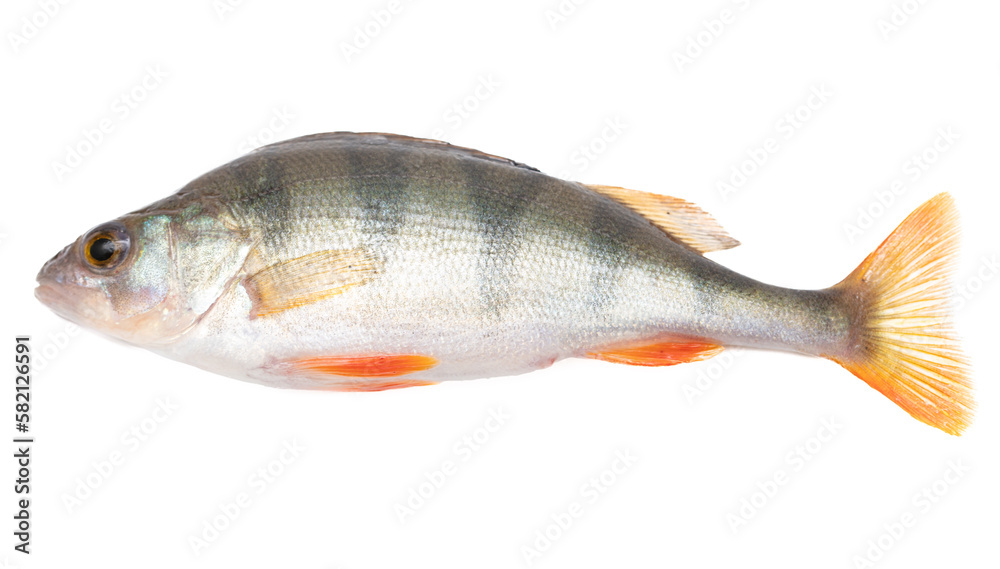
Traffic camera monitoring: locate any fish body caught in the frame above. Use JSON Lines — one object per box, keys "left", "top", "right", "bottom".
{"left": 36, "top": 133, "right": 972, "bottom": 434}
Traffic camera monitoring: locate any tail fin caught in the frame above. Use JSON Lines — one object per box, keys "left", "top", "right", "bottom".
{"left": 830, "top": 193, "right": 973, "bottom": 435}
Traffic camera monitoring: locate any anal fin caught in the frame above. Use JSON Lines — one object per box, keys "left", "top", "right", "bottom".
{"left": 586, "top": 339, "right": 724, "bottom": 367}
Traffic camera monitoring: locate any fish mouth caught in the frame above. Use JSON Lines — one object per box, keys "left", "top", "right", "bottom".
{"left": 34, "top": 281, "right": 108, "bottom": 327}
{"left": 34, "top": 283, "right": 63, "bottom": 307}
{"left": 35, "top": 283, "right": 80, "bottom": 322}
{"left": 35, "top": 240, "right": 110, "bottom": 326}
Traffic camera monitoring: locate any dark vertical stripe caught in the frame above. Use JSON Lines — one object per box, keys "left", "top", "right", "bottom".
{"left": 229, "top": 152, "right": 292, "bottom": 251}
{"left": 340, "top": 142, "right": 417, "bottom": 248}
{"left": 464, "top": 163, "right": 547, "bottom": 318}
{"left": 585, "top": 195, "right": 649, "bottom": 321}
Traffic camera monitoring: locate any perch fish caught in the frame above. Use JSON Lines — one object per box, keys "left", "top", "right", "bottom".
{"left": 35, "top": 133, "right": 973, "bottom": 434}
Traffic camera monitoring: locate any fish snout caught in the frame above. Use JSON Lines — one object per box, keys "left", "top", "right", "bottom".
{"left": 36, "top": 243, "right": 74, "bottom": 286}
{"left": 35, "top": 242, "right": 109, "bottom": 325}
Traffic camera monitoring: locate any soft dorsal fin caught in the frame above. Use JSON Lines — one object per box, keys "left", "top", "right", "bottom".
{"left": 586, "top": 184, "right": 739, "bottom": 254}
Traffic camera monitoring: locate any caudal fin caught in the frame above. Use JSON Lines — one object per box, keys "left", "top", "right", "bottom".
{"left": 830, "top": 193, "right": 973, "bottom": 435}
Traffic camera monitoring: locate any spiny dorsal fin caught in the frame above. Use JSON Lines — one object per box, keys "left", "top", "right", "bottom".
{"left": 241, "top": 248, "right": 378, "bottom": 319}
{"left": 586, "top": 184, "right": 740, "bottom": 254}
{"left": 253, "top": 132, "right": 540, "bottom": 173}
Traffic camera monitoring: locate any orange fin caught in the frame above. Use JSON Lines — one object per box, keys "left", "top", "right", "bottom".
{"left": 586, "top": 184, "right": 739, "bottom": 254}
{"left": 242, "top": 248, "right": 378, "bottom": 319}
{"left": 282, "top": 354, "right": 438, "bottom": 378}
{"left": 587, "top": 340, "right": 724, "bottom": 366}
{"left": 317, "top": 379, "right": 439, "bottom": 392}
{"left": 829, "top": 193, "right": 973, "bottom": 435}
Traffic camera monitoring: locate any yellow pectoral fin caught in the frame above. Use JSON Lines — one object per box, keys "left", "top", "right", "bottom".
{"left": 241, "top": 248, "right": 378, "bottom": 319}
{"left": 586, "top": 184, "right": 739, "bottom": 254}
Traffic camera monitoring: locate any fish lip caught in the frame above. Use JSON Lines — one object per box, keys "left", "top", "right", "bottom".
{"left": 34, "top": 283, "right": 79, "bottom": 322}
{"left": 35, "top": 242, "right": 91, "bottom": 319}
{"left": 34, "top": 283, "right": 61, "bottom": 306}
{"left": 34, "top": 280, "right": 107, "bottom": 327}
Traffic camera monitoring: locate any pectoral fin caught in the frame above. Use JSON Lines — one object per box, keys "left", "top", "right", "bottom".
{"left": 242, "top": 248, "right": 378, "bottom": 319}
{"left": 586, "top": 184, "right": 739, "bottom": 254}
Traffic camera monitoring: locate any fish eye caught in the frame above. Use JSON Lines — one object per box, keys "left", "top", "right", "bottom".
{"left": 81, "top": 224, "right": 130, "bottom": 270}
{"left": 89, "top": 238, "right": 116, "bottom": 261}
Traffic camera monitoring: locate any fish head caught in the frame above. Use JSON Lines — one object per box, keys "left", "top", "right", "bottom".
{"left": 36, "top": 207, "right": 253, "bottom": 347}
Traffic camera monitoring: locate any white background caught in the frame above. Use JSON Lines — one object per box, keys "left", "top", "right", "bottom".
{"left": 3, "top": 0, "right": 999, "bottom": 567}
